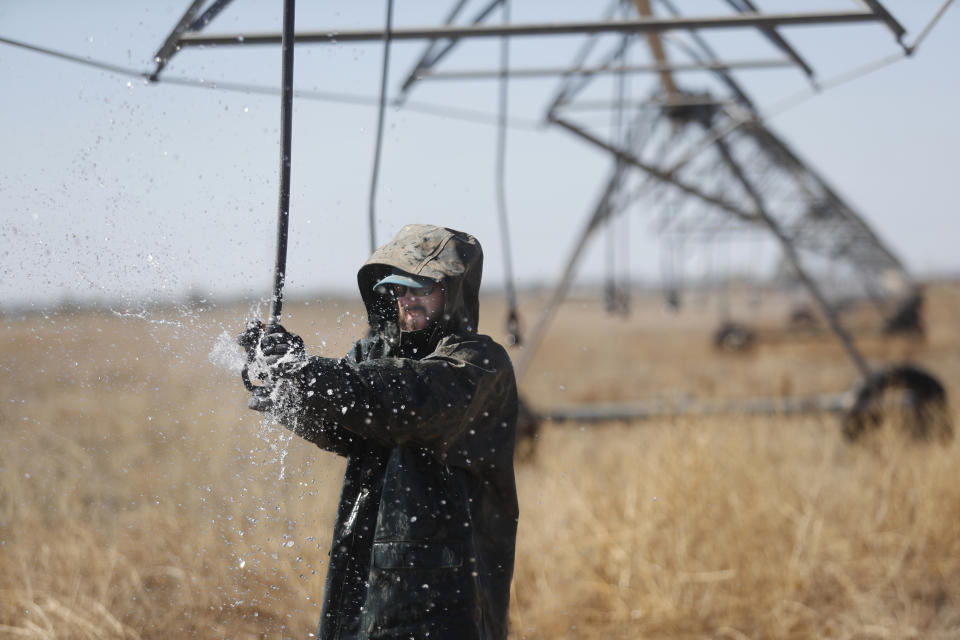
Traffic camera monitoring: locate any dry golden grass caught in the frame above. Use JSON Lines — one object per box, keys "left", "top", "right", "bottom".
{"left": 1, "top": 283, "right": 959, "bottom": 638}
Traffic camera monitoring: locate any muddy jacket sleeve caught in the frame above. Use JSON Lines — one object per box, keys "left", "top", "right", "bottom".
{"left": 268, "top": 347, "right": 365, "bottom": 458}
{"left": 275, "top": 335, "right": 515, "bottom": 464}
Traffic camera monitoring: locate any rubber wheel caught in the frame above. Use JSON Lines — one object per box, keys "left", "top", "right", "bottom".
{"left": 714, "top": 321, "right": 755, "bottom": 352}
{"left": 842, "top": 364, "right": 952, "bottom": 442}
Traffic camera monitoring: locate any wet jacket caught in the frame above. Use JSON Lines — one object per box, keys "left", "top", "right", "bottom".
{"left": 272, "top": 225, "right": 519, "bottom": 640}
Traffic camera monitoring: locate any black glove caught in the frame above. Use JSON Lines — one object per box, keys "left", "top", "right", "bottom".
{"left": 258, "top": 323, "right": 306, "bottom": 370}
{"left": 247, "top": 385, "right": 274, "bottom": 412}
{"left": 237, "top": 319, "right": 264, "bottom": 359}
{"left": 236, "top": 320, "right": 306, "bottom": 412}
{"left": 237, "top": 319, "right": 266, "bottom": 395}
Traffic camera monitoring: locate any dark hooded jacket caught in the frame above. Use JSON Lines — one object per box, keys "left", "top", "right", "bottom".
{"left": 271, "top": 225, "right": 519, "bottom": 640}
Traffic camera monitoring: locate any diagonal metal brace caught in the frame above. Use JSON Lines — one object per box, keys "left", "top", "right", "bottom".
{"left": 549, "top": 115, "right": 759, "bottom": 223}
{"left": 723, "top": 0, "right": 816, "bottom": 81}
{"left": 149, "top": 0, "right": 207, "bottom": 81}
{"left": 859, "top": 0, "right": 908, "bottom": 47}
{"left": 711, "top": 135, "right": 872, "bottom": 378}
{"left": 188, "top": 0, "right": 236, "bottom": 32}
{"left": 396, "top": 0, "right": 501, "bottom": 104}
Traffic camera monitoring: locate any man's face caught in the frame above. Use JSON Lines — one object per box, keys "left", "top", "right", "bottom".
{"left": 395, "top": 282, "right": 445, "bottom": 332}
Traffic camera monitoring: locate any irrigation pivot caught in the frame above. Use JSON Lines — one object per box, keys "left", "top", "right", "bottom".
{"left": 149, "top": 0, "right": 952, "bottom": 442}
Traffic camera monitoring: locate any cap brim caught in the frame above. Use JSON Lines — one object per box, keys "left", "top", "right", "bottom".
{"left": 373, "top": 273, "right": 432, "bottom": 291}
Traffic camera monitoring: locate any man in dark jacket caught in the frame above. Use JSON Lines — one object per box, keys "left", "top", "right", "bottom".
{"left": 241, "top": 224, "right": 519, "bottom": 640}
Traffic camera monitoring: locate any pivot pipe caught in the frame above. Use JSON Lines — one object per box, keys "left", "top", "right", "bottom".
{"left": 241, "top": 0, "right": 296, "bottom": 393}
{"left": 272, "top": 0, "right": 296, "bottom": 323}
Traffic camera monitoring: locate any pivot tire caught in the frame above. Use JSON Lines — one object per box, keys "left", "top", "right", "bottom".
{"left": 843, "top": 364, "right": 952, "bottom": 442}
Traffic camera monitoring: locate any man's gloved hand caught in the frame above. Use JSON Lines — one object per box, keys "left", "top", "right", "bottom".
{"left": 236, "top": 321, "right": 307, "bottom": 412}
{"left": 237, "top": 319, "right": 264, "bottom": 360}
{"left": 247, "top": 385, "right": 274, "bottom": 412}
{"left": 258, "top": 323, "right": 306, "bottom": 371}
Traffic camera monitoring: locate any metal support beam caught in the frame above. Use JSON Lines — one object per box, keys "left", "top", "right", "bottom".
{"left": 634, "top": 0, "right": 678, "bottom": 96}
{"left": 420, "top": 57, "right": 793, "bottom": 80}
{"left": 174, "top": 11, "right": 885, "bottom": 47}
{"left": 538, "top": 392, "right": 852, "bottom": 423}
{"left": 743, "top": 122, "right": 906, "bottom": 272}
{"left": 547, "top": 36, "right": 631, "bottom": 117}
{"left": 149, "top": 0, "right": 206, "bottom": 81}
{"left": 656, "top": 0, "right": 757, "bottom": 109}
{"left": 723, "top": 0, "right": 816, "bottom": 80}
{"left": 858, "top": 0, "right": 908, "bottom": 43}
{"left": 550, "top": 115, "right": 758, "bottom": 222}
{"left": 188, "top": 0, "right": 235, "bottom": 32}
{"left": 544, "top": 2, "right": 623, "bottom": 120}
{"left": 711, "top": 136, "right": 872, "bottom": 378}
{"left": 395, "top": 0, "right": 501, "bottom": 104}
{"left": 556, "top": 95, "right": 733, "bottom": 112}
{"left": 514, "top": 166, "right": 625, "bottom": 379}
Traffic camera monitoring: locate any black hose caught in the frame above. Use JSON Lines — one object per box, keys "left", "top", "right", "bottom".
{"left": 271, "top": 0, "right": 296, "bottom": 324}
{"left": 240, "top": 0, "right": 295, "bottom": 392}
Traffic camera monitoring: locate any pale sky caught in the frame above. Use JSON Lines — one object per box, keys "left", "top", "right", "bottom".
{"left": 1, "top": 1, "right": 958, "bottom": 310}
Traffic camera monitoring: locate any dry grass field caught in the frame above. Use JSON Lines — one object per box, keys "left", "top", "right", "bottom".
{"left": 1, "top": 281, "right": 959, "bottom": 639}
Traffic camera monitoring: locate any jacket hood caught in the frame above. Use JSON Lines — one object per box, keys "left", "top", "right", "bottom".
{"left": 358, "top": 224, "right": 483, "bottom": 336}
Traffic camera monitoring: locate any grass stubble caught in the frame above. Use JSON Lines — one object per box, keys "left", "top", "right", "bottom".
{"left": 1, "top": 283, "right": 958, "bottom": 638}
